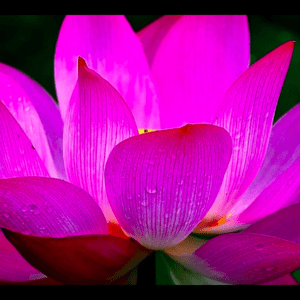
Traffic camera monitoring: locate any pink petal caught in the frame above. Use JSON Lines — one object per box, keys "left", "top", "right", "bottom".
{"left": 177, "top": 232, "right": 300, "bottom": 285}
{"left": 0, "top": 177, "right": 108, "bottom": 237}
{"left": 204, "top": 41, "right": 295, "bottom": 223}
{"left": 0, "top": 230, "right": 45, "bottom": 282}
{"left": 261, "top": 274, "right": 298, "bottom": 285}
{"left": 243, "top": 203, "right": 300, "bottom": 244}
{"left": 0, "top": 63, "right": 65, "bottom": 180}
{"left": 63, "top": 58, "right": 138, "bottom": 224}
{"left": 0, "top": 66, "right": 60, "bottom": 178}
{"left": 3, "top": 229, "right": 151, "bottom": 285}
{"left": 137, "top": 15, "right": 182, "bottom": 67}
{"left": 105, "top": 124, "right": 232, "bottom": 250}
{"left": 149, "top": 15, "right": 250, "bottom": 129}
{"left": 0, "top": 99, "right": 49, "bottom": 178}
{"left": 233, "top": 103, "right": 300, "bottom": 215}
{"left": 233, "top": 157, "right": 300, "bottom": 226}
{"left": 55, "top": 15, "right": 160, "bottom": 129}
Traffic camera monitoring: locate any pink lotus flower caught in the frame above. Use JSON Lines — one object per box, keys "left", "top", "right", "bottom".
{"left": 0, "top": 15, "right": 299, "bottom": 285}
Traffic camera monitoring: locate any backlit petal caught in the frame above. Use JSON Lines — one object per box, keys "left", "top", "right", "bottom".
{"left": 0, "top": 63, "right": 65, "bottom": 179}
{"left": 0, "top": 177, "right": 108, "bottom": 237}
{"left": 105, "top": 124, "right": 232, "bottom": 250}
{"left": 63, "top": 58, "right": 138, "bottom": 224}
{"left": 150, "top": 15, "right": 250, "bottom": 129}
{"left": 204, "top": 41, "right": 294, "bottom": 222}
{"left": 175, "top": 232, "right": 300, "bottom": 285}
{"left": 3, "top": 229, "right": 151, "bottom": 285}
{"left": 55, "top": 15, "right": 160, "bottom": 129}
{"left": 0, "top": 99, "right": 49, "bottom": 178}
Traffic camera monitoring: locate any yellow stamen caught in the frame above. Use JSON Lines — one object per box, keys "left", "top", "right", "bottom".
{"left": 209, "top": 216, "right": 226, "bottom": 227}
{"left": 138, "top": 129, "right": 156, "bottom": 134}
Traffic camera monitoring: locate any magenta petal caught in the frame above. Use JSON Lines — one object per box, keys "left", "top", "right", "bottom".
{"left": 0, "top": 63, "right": 65, "bottom": 179}
{"left": 234, "top": 103, "right": 300, "bottom": 212}
{"left": 105, "top": 124, "right": 232, "bottom": 249}
{"left": 150, "top": 15, "right": 250, "bottom": 129}
{"left": 0, "top": 230, "right": 45, "bottom": 282}
{"left": 181, "top": 232, "right": 300, "bottom": 285}
{"left": 137, "top": 15, "right": 182, "bottom": 67}
{"left": 206, "top": 41, "right": 295, "bottom": 220}
{"left": 0, "top": 100, "right": 49, "bottom": 178}
{"left": 63, "top": 58, "right": 138, "bottom": 224}
{"left": 0, "top": 177, "right": 108, "bottom": 237}
{"left": 261, "top": 274, "right": 298, "bottom": 285}
{"left": 55, "top": 15, "right": 160, "bottom": 129}
{"left": 244, "top": 203, "right": 300, "bottom": 244}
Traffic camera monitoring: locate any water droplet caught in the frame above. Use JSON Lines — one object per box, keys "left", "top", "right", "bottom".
{"left": 233, "top": 146, "right": 240, "bottom": 151}
{"left": 164, "top": 213, "right": 169, "bottom": 219}
{"left": 28, "top": 204, "right": 41, "bottom": 215}
{"left": 177, "top": 179, "right": 184, "bottom": 186}
{"left": 126, "top": 192, "right": 134, "bottom": 200}
{"left": 17, "top": 96, "right": 22, "bottom": 102}
{"left": 24, "top": 106, "right": 30, "bottom": 112}
{"left": 265, "top": 266, "right": 276, "bottom": 272}
{"left": 176, "top": 208, "right": 181, "bottom": 214}
{"left": 265, "top": 112, "right": 269, "bottom": 119}
{"left": 21, "top": 206, "right": 28, "bottom": 213}
{"left": 146, "top": 186, "right": 157, "bottom": 194}
{"left": 141, "top": 199, "right": 148, "bottom": 206}
{"left": 234, "top": 133, "right": 241, "bottom": 139}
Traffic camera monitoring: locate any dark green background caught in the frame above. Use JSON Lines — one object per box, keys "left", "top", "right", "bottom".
{"left": 0, "top": 15, "right": 299, "bottom": 123}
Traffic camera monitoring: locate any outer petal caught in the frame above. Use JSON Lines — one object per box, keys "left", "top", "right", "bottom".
{"left": 55, "top": 15, "right": 160, "bottom": 129}
{"left": 0, "top": 63, "right": 65, "bottom": 179}
{"left": 174, "top": 232, "right": 300, "bottom": 285}
{"left": 150, "top": 15, "right": 250, "bottom": 129}
{"left": 3, "top": 229, "right": 151, "bottom": 285}
{"left": 0, "top": 99, "right": 49, "bottom": 178}
{"left": 232, "top": 158, "right": 300, "bottom": 226}
{"left": 202, "top": 41, "right": 294, "bottom": 223}
{"left": 105, "top": 124, "right": 232, "bottom": 250}
{"left": 63, "top": 58, "right": 138, "bottom": 225}
{"left": 261, "top": 274, "right": 298, "bottom": 285}
{"left": 137, "top": 15, "right": 182, "bottom": 67}
{"left": 0, "top": 177, "right": 108, "bottom": 237}
{"left": 232, "top": 103, "right": 300, "bottom": 215}
{"left": 0, "top": 230, "right": 45, "bottom": 282}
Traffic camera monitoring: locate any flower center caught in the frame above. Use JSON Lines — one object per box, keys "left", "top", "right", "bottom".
{"left": 208, "top": 216, "right": 226, "bottom": 227}
{"left": 138, "top": 129, "right": 156, "bottom": 134}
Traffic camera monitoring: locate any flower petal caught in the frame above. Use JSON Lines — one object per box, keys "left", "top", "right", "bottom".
{"left": 3, "top": 229, "right": 152, "bottom": 285}
{"left": 0, "top": 63, "right": 65, "bottom": 179}
{"left": 63, "top": 58, "right": 138, "bottom": 225}
{"left": 150, "top": 15, "right": 250, "bottom": 129}
{"left": 0, "top": 98, "right": 49, "bottom": 178}
{"left": 55, "top": 15, "right": 160, "bottom": 129}
{"left": 0, "top": 177, "right": 108, "bottom": 237}
{"left": 243, "top": 203, "right": 300, "bottom": 244}
{"left": 0, "top": 230, "right": 45, "bottom": 282}
{"left": 105, "top": 124, "right": 232, "bottom": 250}
{"left": 232, "top": 103, "right": 300, "bottom": 215}
{"left": 261, "top": 274, "right": 298, "bottom": 285}
{"left": 203, "top": 41, "right": 294, "bottom": 222}
{"left": 233, "top": 158, "right": 300, "bottom": 226}
{"left": 175, "top": 232, "right": 300, "bottom": 285}
{"left": 137, "top": 15, "right": 182, "bottom": 67}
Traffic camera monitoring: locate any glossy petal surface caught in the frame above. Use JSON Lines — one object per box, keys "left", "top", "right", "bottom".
{"left": 3, "top": 229, "right": 151, "bottom": 285}
{"left": 63, "top": 58, "right": 138, "bottom": 224}
{"left": 177, "top": 232, "right": 300, "bottom": 285}
{"left": 204, "top": 41, "right": 294, "bottom": 222}
{"left": 0, "top": 177, "right": 108, "bottom": 237}
{"left": 0, "top": 99, "right": 49, "bottom": 178}
{"left": 150, "top": 15, "right": 250, "bottom": 129}
{"left": 0, "top": 63, "right": 65, "bottom": 179}
{"left": 55, "top": 15, "right": 160, "bottom": 129}
{"left": 105, "top": 124, "right": 232, "bottom": 249}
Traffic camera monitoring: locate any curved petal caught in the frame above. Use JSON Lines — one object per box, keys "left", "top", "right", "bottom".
{"left": 243, "top": 203, "right": 300, "bottom": 244}
{"left": 150, "top": 15, "right": 250, "bottom": 129}
{"left": 232, "top": 103, "right": 300, "bottom": 215}
{"left": 0, "top": 63, "right": 65, "bottom": 180}
{"left": 0, "top": 99, "right": 49, "bottom": 178}
{"left": 3, "top": 229, "right": 151, "bottom": 285}
{"left": 202, "top": 41, "right": 294, "bottom": 223}
{"left": 105, "top": 124, "right": 232, "bottom": 250}
{"left": 55, "top": 15, "right": 160, "bottom": 129}
{"left": 0, "top": 230, "right": 45, "bottom": 282}
{"left": 137, "top": 15, "right": 182, "bottom": 67}
{"left": 0, "top": 177, "right": 108, "bottom": 237}
{"left": 175, "top": 232, "right": 300, "bottom": 285}
{"left": 261, "top": 274, "right": 298, "bottom": 285}
{"left": 63, "top": 58, "right": 138, "bottom": 225}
